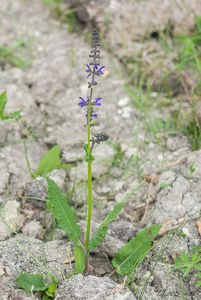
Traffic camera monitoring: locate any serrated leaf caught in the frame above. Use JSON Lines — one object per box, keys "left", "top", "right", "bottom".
{"left": 0, "top": 91, "right": 21, "bottom": 120}
{"left": 88, "top": 201, "right": 127, "bottom": 251}
{"left": 33, "top": 145, "right": 63, "bottom": 178}
{"left": 74, "top": 243, "right": 85, "bottom": 274}
{"left": 16, "top": 273, "right": 47, "bottom": 292}
{"left": 47, "top": 177, "right": 81, "bottom": 242}
{"left": 88, "top": 181, "right": 145, "bottom": 251}
{"left": 174, "top": 251, "right": 201, "bottom": 277}
{"left": 112, "top": 224, "right": 161, "bottom": 275}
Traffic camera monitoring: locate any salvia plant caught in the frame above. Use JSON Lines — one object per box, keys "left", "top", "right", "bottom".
{"left": 47, "top": 29, "right": 160, "bottom": 273}
{"left": 15, "top": 29, "right": 162, "bottom": 298}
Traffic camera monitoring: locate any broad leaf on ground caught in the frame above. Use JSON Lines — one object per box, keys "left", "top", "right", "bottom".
{"left": 46, "top": 177, "right": 81, "bottom": 242}
{"left": 112, "top": 224, "right": 161, "bottom": 275}
{"left": 16, "top": 273, "right": 48, "bottom": 292}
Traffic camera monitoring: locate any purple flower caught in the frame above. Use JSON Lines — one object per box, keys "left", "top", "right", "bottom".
{"left": 79, "top": 96, "right": 90, "bottom": 108}
{"left": 85, "top": 64, "right": 106, "bottom": 78}
{"left": 79, "top": 97, "right": 102, "bottom": 108}
{"left": 93, "top": 97, "right": 102, "bottom": 106}
{"left": 92, "top": 112, "right": 98, "bottom": 119}
{"left": 95, "top": 65, "right": 106, "bottom": 76}
{"left": 85, "top": 64, "right": 92, "bottom": 78}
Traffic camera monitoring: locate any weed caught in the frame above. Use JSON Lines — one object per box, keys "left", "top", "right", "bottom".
{"left": 112, "top": 143, "right": 124, "bottom": 167}
{"left": 42, "top": 0, "right": 81, "bottom": 33}
{"left": 0, "top": 91, "right": 21, "bottom": 121}
{"left": 185, "top": 99, "right": 201, "bottom": 150}
{"left": 0, "top": 45, "right": 28, "bottom": 69}
{"left": 173, "top": 246, "right": 201, "bottom": 288}
{"left": 176, "top": 16, "right": 201, "bottom": 74}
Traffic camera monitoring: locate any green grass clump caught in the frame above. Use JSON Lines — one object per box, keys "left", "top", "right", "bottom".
{"left": 0, "top": 46, "right": 28, "bottom": 69}
{"left": 173, "top": 246, "right": 201, "bottom": 288}
{"left": 42, "top": 0, "right": 81, "bottom": 33}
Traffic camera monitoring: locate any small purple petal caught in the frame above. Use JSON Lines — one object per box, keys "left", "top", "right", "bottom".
{"left": 97, "top": 65, "right": 106, "bottom": 76}
{"left": 79, "top": 96, "right": 90, "bottom": 108}
{"left": 92, "top": 113, "right": 98, "bottom": 119}
{"left": 85, "top": 64, "right": 91, "bottom": 72}
{"left": 94, "top": 97, "right": 102, "bottom": 106}
{"left": 79, "top": 97, "right": 85, "bottom": 108}
{"left": 99, "top": 66, "right": 106, "bottom": 71}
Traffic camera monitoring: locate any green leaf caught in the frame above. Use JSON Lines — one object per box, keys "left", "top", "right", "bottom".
{"left": 174, "top": 251, "right": 201, "bottom": 277}
{"left": 74, "top": 243, "right": 85, "bottom": 274}
{"left": 195, "top": 272, "right": 201, "bottom": 288}
{"left": 88, "top": 181, "right": 145, "bottom": 251}
{"left": 0, "top": 91, "right": 21, "bottom": 120}
{"left": 112, "top": 224, "right": 161, "bottom": 276}
{"left": 16, "top": 273, "right": 47, "bottom": 292}
{"left": 88, "top": 201, "right": 127, "bottom": 251}
{"left": 45, "top": 282, "right": 57, "bottom": 297}
{"left": 42, "top": 295, "right": 50, "bottom": 300}
{"left": 0, "top": 91, "right": 7, "bottom": 115}
{"left": 33, "top": 145, "right": 63, "bottom": 178}
{"left": 46, "top": 177, "right": 81, "bottom": 242}
{"left": 1, "top": 111, "right": 21, "bottom": 120}
{"left": 0, "top": 46, "right": 27, "bottom": 69}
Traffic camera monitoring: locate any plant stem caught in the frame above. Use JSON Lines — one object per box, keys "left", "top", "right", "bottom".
{"left": 23, "top": 138, "right": 33, "bottom": 178}
{"left": 85, "top": 87, "right": 93, "bottom": 270}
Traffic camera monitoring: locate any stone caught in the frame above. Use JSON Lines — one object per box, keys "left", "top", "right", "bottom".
{"left": 118, "top": 96, "right": 130, "bottom": 107}
{"left": 22, "top": 220, "right": 45, "bottom": 239}
{"left": 55, "top": 275, "right": 136, "bottom": 300}
{"left": 0, "top": 200, "right": 25, "bottom": 240}
{"left": 0, "top": 235, "right": 73, "bottom": 298}
{"left": 166, "top": 135, "right": 189, "bottom": 151}
{"left": 69, "top": 0, "right": 201, "bottom": 59}
{"left": 0, "top": 152, "right": 10, "bottom": 199}
{"left": 109, "top": 220, "right": 137, "bottom": 242}
{"left": 48, "top": 169, "right": 66, "bottom": 188}
{"left": 146, "top": 160, "right": 201, "bottom": 224}
{"left": 24, "top": 177, "right": 47, "bottom": 208}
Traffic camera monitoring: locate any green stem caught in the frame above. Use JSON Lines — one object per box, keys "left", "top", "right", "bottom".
{"left": 23, "top": 138, "right": 33, "bottom": 178}
{"left": 85, "top": 87, "right": 93, "bottom": 270}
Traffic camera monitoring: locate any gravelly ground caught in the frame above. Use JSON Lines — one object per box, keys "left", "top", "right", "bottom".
{"left": 0, "top": 0, "right": 201, "bottom": 299}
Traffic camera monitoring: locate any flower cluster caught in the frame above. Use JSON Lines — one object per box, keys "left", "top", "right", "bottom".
{"left": 79, "top": 29, "right": 105, "bottom": 125}
{"left": 90, "top": 131, "right": 109, "bottom": 149}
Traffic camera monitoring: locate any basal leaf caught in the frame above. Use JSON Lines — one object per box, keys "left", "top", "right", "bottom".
{"left": 88, "top": 201, "right": 126, "bottom": 251}
{"left": 88, "top": 181, "right": 145, "bottom": 251}
{"left": 16, "top": 273, "right": 47, "bottom": 292}
{"left": 74, "top": 243, "right": 85, "bottom": 274}
{"left": 112, "top": 224, "right": 161, "bottom": 276}
{"left": 47, "top": 177, "right": 81, "bottom": 242}
{"left": 33, "top": 145, "right": 63, "bottom": 178}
